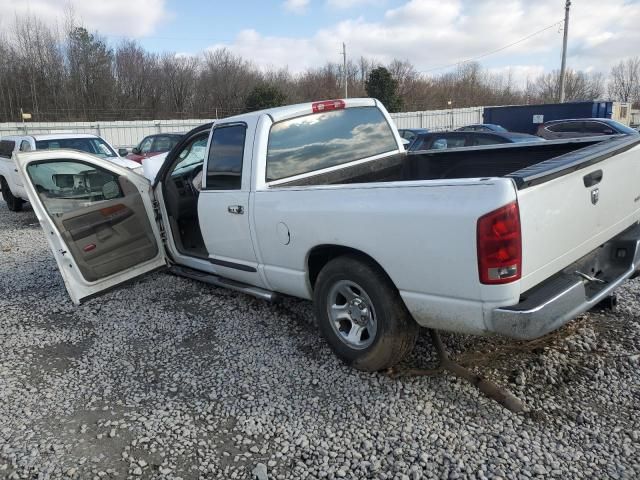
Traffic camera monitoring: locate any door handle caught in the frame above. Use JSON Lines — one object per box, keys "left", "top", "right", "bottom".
{"left": 583, "top": 170, "right": 603, "bottom": 188}
{"left": 228, "top": 205, "right": 244, "bottom": 215}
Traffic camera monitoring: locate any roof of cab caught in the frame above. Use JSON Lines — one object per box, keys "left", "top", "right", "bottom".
{"left": 30, "top": 133, "right": 101, "bottom": 141}
{"left": 2, "top": 133, "right": 101, "bottom": 141}
{"left": 220, "top": 98, "right": 378, "bottom": 124}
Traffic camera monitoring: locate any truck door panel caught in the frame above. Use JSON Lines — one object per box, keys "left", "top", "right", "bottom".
{"left": 28, "top": 160, "right": 159, "bottom": 282}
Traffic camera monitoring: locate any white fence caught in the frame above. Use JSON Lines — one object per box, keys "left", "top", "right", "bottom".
{"left": 0, "top": 119, "right": 213, "bottom": 149}
{"left": 0, "top": 107, "right": 484, "bottom": 148}
{"left": 390, "top": 107, "right": 484, "bottom": 131}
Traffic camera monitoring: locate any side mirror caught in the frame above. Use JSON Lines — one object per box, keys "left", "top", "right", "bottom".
{"left": 603, "top": 129, "right": 614, "bottom": 135}
{"left": 131, "top": 147, "right": 141, "bottom": 155}
{"left": 118, "top": 148, "right": 129, "bottom": 157}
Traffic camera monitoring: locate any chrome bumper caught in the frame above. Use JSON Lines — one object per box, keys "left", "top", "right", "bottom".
{"left": 489, "top": 222, "right": 640, "bottom": 340}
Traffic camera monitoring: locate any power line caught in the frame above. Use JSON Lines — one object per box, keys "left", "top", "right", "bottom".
{"left": 416, "top": 19, "right": 564, "bottom": 75}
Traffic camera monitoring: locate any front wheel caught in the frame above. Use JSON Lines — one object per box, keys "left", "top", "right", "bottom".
{"left": 0, "top": 177, "right": 24, "bottom": 212}
{"left": 313, "top": 255, "right": 419, "bottom": 371}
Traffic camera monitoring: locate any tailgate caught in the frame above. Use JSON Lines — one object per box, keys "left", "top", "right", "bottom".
{"left": 514, "top": 135, "right": 640, "bottom": 291}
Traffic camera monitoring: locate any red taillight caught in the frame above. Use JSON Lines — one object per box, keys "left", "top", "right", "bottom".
{"left": 477, "top": 202, "right": 521, "bottom": 285}
{"left": 312, "top": 100, "right": 345, "bottom": 113}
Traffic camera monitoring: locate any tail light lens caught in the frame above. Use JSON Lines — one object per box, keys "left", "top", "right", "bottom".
{"left": 477, "top": 202, "right": 521, "bottom": 284}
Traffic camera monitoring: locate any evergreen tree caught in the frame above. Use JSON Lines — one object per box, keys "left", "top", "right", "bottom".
{"left": 245, "top": 84, "right": 286, "bottom": 112}
{"left": 365, "top": 67, "right": 402, "bottom": 112}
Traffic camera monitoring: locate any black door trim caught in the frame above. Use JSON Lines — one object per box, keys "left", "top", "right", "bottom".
{"left": 208, "top": 257, "right": 257, "bottom": 272}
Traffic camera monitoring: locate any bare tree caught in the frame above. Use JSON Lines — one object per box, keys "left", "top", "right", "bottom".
{"left": 196, "top": 48, "right": 261, "bottom": 117}
{"left": 160, "top": 54, "right": 199, "bottom": 116}
{"left": 609, "top": 57, "right": 640, "bottom": 104}
{"left": 531, "top": 70, "right": 604, "bottom": 103}
{"left": 115, "top": 41, "right": 159, "bottom": 115}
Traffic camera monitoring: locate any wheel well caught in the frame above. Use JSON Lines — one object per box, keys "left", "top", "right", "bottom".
{"left": 307, "top": 245, "right": 393, "bottom": 290}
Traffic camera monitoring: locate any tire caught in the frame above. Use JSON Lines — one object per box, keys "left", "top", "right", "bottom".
{"left": 0, "top": 177, "right": 24, "bottom": 212}
{"left": 313, "top": 254, "right": 419, "bottom": 371}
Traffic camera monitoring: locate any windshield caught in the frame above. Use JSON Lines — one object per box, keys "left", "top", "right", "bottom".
{"left": 611, "top": 121, "right": 640, "bottom": 135}
{"left": 35, "top": 137, "right": 117, "bottom": 158}
{"left": 173, "top": 137, "right": 208, "bottom": 173}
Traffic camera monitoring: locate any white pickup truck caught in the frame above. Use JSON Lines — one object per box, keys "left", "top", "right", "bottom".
{"left": 14, "top": 99, "right": 640, "bottom": 371}
{"left": 0, "top": 133, "right": 140, "bottom": 212}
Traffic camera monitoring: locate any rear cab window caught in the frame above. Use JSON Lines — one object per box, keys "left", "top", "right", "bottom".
{"left": 266, "top": 106, "right": 397, "bottom": 182}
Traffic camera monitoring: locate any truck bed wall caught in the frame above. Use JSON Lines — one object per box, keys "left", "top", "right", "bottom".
{"left": 279, "top": 140, "right": 599, "bottom": 187}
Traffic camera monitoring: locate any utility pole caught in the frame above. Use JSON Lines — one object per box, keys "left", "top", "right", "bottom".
{"left": 559, "top": 0, "right": 571, "bottom": 103}
{"left": 342, "top": 42, "right": 348, "bottom": 99}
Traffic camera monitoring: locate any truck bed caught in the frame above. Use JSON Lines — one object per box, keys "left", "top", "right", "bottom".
{"left": 277, "top": 136, "right": 639, "bottom": 188}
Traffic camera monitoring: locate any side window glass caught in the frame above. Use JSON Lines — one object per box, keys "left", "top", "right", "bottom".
{"left": 433, "top": 136, "right": 466, "bottom": 149}
{"left": 26, "top": 161, "right": 125, "bottom": 216}
{"left": 20, "top": 140, "right": 32, "bottom": 152}
{"left": 432, "top": 138, "right": 448, "bottom": 149}
{"left": 206, "top": 124, "right": 246, "bottom": 190}
{"left": 472, "top": 135, "right": 501, "bottom": 146}
{"left": 140, "top": 137, "right": 153, "bottom": 153}
{"left": 584, "top": 122, "right": 614, "bottom": 134}
{"left": 550, "top": 122, "right": 582, "bottom": 133}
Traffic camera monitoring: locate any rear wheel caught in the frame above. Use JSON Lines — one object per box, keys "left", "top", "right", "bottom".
{"left": 313, "top": 255, "right": 419, "bottom": 371}
{"left": 0, "top": 177, "right": 24, "bottom": 212}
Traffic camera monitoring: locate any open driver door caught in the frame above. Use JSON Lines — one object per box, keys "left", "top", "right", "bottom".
{"left": 15, "top": 149, "right": 166, "bottom": 304}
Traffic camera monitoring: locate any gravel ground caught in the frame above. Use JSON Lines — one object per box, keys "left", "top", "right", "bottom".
{"left": 0, "top": 200, "right": 639, "bottom": 480}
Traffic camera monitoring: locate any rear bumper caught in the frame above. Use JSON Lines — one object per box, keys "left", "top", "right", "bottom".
{"left": 489, "top": 222, "right": 640, "bottom": 340}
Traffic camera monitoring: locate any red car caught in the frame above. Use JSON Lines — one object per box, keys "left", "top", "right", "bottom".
{"left": 126, "top": 133, "right": 183, "bottom": 163}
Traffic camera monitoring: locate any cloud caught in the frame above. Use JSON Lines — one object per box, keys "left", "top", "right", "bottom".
{"left": 283, "top": 0, "right": 310, "bottom": 14}
{"left": 0, "top": 0, "right": 169, "bottom": 37}
{"left": 326, "top": 0, "right": 384, "bottom": 9}
{"left": 210, "top": 0, "right": 640, "bottom": 79}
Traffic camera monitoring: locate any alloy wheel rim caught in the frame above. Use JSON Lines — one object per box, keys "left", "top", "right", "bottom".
{"left": 326, "top": 280, "right": 377, "bottom": 350}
